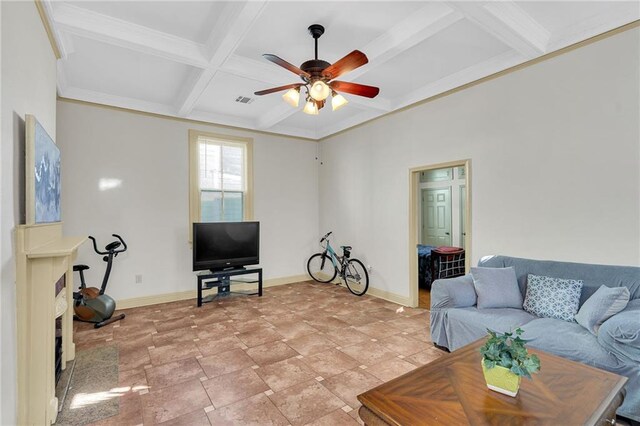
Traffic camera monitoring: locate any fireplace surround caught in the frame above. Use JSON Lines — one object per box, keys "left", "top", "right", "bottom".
{"left": 15, "top": 223, "right": 86, "bottom": 425}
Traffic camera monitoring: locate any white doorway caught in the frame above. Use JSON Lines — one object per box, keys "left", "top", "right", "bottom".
{"left": 409, "top": 160, "right": 471, "bottom": 308}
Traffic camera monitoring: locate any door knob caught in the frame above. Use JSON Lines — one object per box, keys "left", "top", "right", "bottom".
{"left": 445, "top": 232, "right": 450, "bottom": 235}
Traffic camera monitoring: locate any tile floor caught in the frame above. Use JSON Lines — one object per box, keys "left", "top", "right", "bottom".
{"left": 73, "top": 281, "right": 446, "bottom": 426}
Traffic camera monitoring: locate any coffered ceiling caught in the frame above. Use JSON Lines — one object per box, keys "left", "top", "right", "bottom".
{"left": 44, "top": 1, "right": 639, "bottom": 140}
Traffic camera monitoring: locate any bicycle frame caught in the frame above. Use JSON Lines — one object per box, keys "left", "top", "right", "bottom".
{"left": 321, "top": 240, "right": 344, "bottom": 272}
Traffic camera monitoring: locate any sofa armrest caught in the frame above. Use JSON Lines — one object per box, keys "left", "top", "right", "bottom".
{"left": 598, "top": 300, "right": 640, "bottom": 363}
{"left": 430, "top": 274, "right": 477, "bottom": 310}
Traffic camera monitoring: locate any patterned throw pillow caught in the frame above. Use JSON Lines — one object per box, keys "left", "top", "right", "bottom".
{"left": 523, "top": 274, "right": 583, "bottom": 321}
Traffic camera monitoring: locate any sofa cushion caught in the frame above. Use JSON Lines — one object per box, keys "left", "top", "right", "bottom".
{"left": 523, "top": 274, "right": 582, "bottom": 321}
{"left": 445, "top": 307, "right": 536, "bottom": 351}
{"left": 598, "top": 299, "right": 640, "bottom": 363}
{"left": 521, "top": 318, "right": 623, "bottom": 369}
{"left": 471, "top": 267, "right": 522, "bottom": 309}
{"left": 575, "top": 285, "right": 630, "bottom": 334}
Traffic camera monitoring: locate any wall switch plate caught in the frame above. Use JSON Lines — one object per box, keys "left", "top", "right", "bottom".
{"left": 367, "top": 265, "right": 372, "bottom": 272}
{"left": 135, "top": 275, "right": 143, "bottom": 284}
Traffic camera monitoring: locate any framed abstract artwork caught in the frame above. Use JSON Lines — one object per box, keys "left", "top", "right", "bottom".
{"left": 25, "top": 114, "right": 61, "bottom": 224}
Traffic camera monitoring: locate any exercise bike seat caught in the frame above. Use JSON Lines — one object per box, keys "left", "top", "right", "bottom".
{"left": 73, "top": 264, "right": 90, "bottom": 272}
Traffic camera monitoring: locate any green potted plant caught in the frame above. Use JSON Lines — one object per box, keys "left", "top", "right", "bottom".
{"left": 480, "top": 328, "right": 541, "bottom": 397}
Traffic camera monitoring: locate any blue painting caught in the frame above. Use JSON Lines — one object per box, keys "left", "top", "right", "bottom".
{"left": 33, "top": 119, "right": 61, "bottom": 223}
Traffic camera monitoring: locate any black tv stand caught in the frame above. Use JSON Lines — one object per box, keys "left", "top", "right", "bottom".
{"left": 210, "top": 266, "right": 246, "bottom": 273}
{"left": 196, "top": 267, "right": 262, "bottom": 307}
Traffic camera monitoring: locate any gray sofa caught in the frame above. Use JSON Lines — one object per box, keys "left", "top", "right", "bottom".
{"left": 430, "top": 255, "right": 640, "bottom": 421}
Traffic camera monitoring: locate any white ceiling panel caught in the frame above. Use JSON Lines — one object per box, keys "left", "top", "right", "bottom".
{"left": 47, "top": 0, "right": 639, "bottom": 140}
{"left": 62, "top": 35, "right": 194, "bottom": 105}
{"left": 358, "top": 19, "right": 511, "bottom": 100}
{"left": 64, "top": 1, "right": 229, "bottom": 43}
{"left": 195, "top": 71, "right": 283, "bottom": 119}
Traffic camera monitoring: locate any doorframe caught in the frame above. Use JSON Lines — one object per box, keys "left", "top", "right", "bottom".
{"left": 408, "top": 159, "right": 472, "bottom": 308}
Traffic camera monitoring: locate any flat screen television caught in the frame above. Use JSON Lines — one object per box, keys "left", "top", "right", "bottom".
{"left": 193, "top": 221, "right": 260, "bottom": 272}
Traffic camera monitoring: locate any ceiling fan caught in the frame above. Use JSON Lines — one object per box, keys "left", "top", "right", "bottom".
{"left": 254, "top": 24, "right": 380, "bottom": 115}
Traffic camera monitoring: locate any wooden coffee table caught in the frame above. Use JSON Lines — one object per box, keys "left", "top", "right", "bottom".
{"left": 358, "top": 339, "right": 627, "bottom": 425}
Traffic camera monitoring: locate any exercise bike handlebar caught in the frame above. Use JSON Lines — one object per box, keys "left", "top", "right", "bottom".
{"left": 112, "top": 234, "right": 127, "bottom": 252}
{"left": 88, "top": 234, "right": 128, "bottom": 255}
{"left": 320, "top": 231, "right": 332, "bottom": 243}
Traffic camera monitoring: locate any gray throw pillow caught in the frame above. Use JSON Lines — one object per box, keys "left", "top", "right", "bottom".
{"left": 470, "top": 267, "right": 523, "bottom": 309}
{"left": 523, "top": 274, "right": 583, "bottom": 322}
{"left": 575, "top": 285, "right": 630, "bottom": 334}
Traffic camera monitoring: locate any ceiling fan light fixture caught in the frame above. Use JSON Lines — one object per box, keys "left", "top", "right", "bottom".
{"left": 282, "top": 87, "right": 300, "bottom": 107}
{"left": 255, "top": 24, "right": 378, "bottom": 116}
{"left": 303, "top": 98, "right": 319, "bottom": 115}
{"left": 309, "top": 80, "right": 331, "bottom": 101}
{"left": 331, "top": 91, "right": 348, "bottom": 111}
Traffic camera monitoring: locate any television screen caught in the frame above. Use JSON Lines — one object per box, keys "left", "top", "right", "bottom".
{"left": 193, "top": 221, "right": 259, "bottom": 271}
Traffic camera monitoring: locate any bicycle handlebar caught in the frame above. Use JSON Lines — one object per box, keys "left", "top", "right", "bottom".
{"left": 320, "top": 231, "right": 332, "bottom": 243}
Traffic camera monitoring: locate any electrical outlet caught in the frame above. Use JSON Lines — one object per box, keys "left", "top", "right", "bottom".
{"left": 135, "top": 274, "right": 143, "bottom": 284}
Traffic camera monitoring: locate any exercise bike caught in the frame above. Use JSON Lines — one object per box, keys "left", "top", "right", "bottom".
{"left": 73, "top": 234, "right": 127, "bottom": 328}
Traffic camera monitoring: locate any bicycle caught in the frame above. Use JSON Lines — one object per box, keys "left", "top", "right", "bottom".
{"left": 306, "top": 231, "right": 369, "bottom": 296}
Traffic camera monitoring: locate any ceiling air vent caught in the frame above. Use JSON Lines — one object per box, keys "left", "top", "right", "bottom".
{"left": 235, "top": 96, "right": 255, "bottom": 104}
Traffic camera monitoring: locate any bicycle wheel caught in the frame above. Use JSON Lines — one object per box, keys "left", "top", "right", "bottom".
{"left": 307, "top": 253, "right": 338, "bottom": 283}
{"left": 343, "top": 258, "right": 369, "bottom": 296}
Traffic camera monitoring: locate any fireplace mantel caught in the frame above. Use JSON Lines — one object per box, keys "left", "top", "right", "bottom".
{"left": 15, "top": 222, "right": 86, "bottom": 425}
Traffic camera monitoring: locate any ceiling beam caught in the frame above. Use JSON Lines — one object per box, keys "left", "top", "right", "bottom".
{"left": 51, "top": 3, "right": 210, "bottom": 68}
{"left": 446, "top": 1, "right": 548, "bottom": 58}
{"left": 483, "top": 2, "right": 551, "bottom": 52}
{"left": 176, "top": 1, "right": 268, "bottom": 117}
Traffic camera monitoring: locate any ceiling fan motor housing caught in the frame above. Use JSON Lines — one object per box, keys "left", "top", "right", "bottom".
{"left": 301, "top": 59, "right": 331, "bottom": 80}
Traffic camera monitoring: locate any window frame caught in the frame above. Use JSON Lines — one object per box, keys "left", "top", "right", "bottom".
{"left": 188, "top": 129, "right": 254, "bottom": 241}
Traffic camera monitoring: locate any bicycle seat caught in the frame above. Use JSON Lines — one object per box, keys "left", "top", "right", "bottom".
{"left": 73, "top": 264, "right": 90, "bottom": 272}
{"left": 341, "top": 246, "right": 352, "bottom": 250}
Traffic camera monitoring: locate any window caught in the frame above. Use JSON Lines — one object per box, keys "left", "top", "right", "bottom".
{"left": 189, "top": 130, "right": 253, "bottom": 237}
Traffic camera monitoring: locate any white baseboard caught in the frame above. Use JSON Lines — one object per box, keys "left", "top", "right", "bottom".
{"left": 366, "top": 286, "right": 413, "bottom": 307}
{"left": 117, "top": 274, "right": 310, "bottom": 309}
{"left": 331, "top": 279, "right": 413, "bottom": 307}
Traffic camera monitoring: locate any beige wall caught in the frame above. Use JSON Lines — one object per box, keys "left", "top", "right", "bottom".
{"left": 319, "top": 28, "right": 640, "bottom": 299}
{"left": 1, "top": 2, "right": 58, "bottom": 423}
{"left": 56, "top": 101, "right": 320, "bottom": 302}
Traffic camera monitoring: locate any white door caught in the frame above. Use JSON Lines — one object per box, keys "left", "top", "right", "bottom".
{"left": 422, "top": 187, "right": 452, "bottom": 246}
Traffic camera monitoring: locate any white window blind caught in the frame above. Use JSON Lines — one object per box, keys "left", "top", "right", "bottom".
{"left": 198, "top": 137, "right": 247, "bottom": 222}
